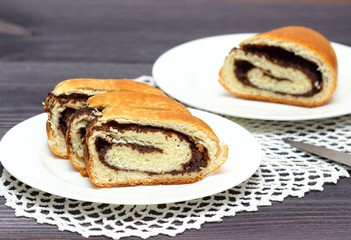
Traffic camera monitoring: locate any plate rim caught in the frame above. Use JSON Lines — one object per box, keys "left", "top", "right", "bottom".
{"left": 152, "top": 33, "right": 351, "bottom": 121}
{"left": 0, "top": 110, "right": 261, "bottom": 205}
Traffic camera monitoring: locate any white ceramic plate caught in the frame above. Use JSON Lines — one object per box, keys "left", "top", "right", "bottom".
{"left": 0, "top": 110, "right": 261, "bottom": 205}
{"left": 153, "top": 34, "right": 351, "bottom": 121}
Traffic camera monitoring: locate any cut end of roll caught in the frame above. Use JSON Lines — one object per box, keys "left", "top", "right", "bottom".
{"left": 85, "top": 106, "right": 228, "bottom": 187}
{"left": 44, "top": 78, "right": 167, "bottom": 158}
{"left": 219, "top": 26, "right": 338, "bottom": 107}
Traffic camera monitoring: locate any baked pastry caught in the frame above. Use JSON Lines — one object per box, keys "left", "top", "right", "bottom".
{"left": 44, "top": 78, "right": 165, "bottom": 158}
{"left": 87, "top": 91, "right": 190, "bottom": 114}
{"left": 66, "top": 91, "right": 190, "bottom": 176}
{"left": 84, "top": 106, "right": 228, "bottom": 187}
{"left": 219, "top": 26, "right": 337, "bottom": 107}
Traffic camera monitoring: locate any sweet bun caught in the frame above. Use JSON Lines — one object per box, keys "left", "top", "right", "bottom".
{"left": 84, "top": 106, "right": 228, "bottom": 187}
{"left": 219, "top": 26, "right": 337, "bottom": 107}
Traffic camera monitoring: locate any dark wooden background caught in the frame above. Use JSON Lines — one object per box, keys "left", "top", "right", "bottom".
{"left": 1, "top": 0, "right": 351, "bottom": 239}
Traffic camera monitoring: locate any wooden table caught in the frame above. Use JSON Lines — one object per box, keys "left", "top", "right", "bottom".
{"left": 1, "top": 0, "right": 351, "bottom": 239}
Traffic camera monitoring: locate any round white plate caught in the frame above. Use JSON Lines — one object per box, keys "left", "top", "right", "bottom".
{"left": 0, "top": 110, "right": 261, "bottom": 205}
{"left": 153, "top": 34, "right": 351, "bottom": 121}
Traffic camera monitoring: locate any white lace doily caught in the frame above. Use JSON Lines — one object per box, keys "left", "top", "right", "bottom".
{"left": 1, "top": 76, "right": 350, "bottom": 239}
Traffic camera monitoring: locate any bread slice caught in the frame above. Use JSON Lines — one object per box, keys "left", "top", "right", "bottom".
{"left": 44, "top": 78, "right": 165, "bottom": 158}
{"left": 66, "top": 91, "right": 190, "bottom": 176}
{"left": 84, "top": 106, "right": 228, "bottom": 187}
{"left": 219, "top": 26, "right": 337, "bottom": 107}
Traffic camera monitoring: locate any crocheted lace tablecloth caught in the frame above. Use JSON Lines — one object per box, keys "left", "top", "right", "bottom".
{"left": 0, "top": 76, "right": 350, "bottom": 239}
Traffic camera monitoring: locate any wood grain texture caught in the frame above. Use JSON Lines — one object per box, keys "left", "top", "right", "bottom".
{"left": 0, "top": 0, "right": 351, "bottom": 62}
{"left": 0, "top": 0, "right": 351, "bottom": 239}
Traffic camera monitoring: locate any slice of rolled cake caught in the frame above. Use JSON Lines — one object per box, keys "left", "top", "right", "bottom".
{"left": 67, "top": 91, "right": 190, "bottom": 176}
{"left": 44, "top": 78, "right": 165, "bottom": 158}
{"left": 84, "top": 106, "right": 228, "bottom": 187}
{"left": 219, "top": 26, "right": 338, "bottom": 107}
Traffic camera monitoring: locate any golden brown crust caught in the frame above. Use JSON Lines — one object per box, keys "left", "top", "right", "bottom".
{"left": 79, "top": 168, "right": 88, "bottom": 177}
{"left": 87, "top": 91, "right": 191, "bottom": 114}
{"left": 88, "top": 175, "right": 204, "bottom": 188}
{"left": 243, "top": 26, "right": 337, "bottom": 71}
{"left": 52, "top": 78, "right": 166, "bottom": 96}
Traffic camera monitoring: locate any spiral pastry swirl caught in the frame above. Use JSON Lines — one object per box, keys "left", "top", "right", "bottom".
{"left": 219, "top": 26, "right": 337, "bottom": 107}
